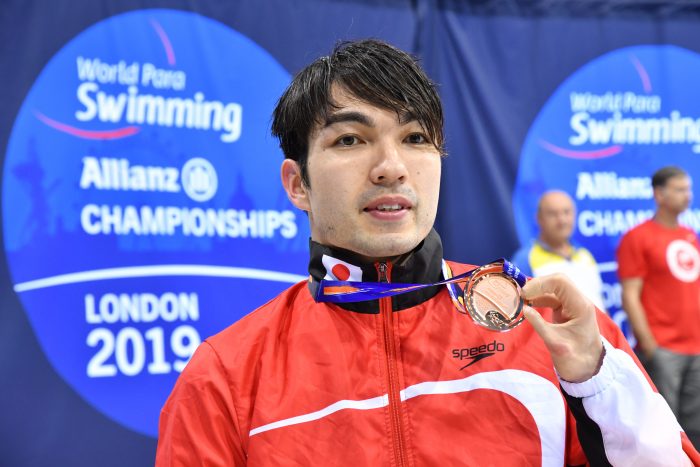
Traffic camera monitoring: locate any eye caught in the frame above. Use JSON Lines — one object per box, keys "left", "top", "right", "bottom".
{"left": 406, "top": 133, "right": 428, "bottom": 144}
{"left": 335, "top": 135, "right": 360, "bottom": 147}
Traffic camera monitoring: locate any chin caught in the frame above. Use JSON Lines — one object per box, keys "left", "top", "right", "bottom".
{"left": 357, "top": 235, "right": 422, "bottom": 259}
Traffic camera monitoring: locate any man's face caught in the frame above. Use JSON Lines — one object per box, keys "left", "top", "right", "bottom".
{"left": 656, "top": 175, "right": 692, "bottom": 214}
{"left": 282, "top": 87, "right": 441, "bottom": 261}
{"left": 537, "top": 192, "right": 575, "bottom": 245}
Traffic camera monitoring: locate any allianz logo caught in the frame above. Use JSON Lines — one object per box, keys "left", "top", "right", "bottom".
{"left": 79, "top": 156, "right": 218, "bottom": 202}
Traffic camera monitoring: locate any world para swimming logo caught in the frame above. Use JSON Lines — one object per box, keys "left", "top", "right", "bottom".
{"left": 3, "top": 9, "right": 309, "bottom": 437}
{"left": 513, "top": 45, "right": 700, "bottom": 339}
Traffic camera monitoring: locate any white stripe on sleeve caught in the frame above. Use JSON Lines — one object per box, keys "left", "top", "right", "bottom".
{"left": 560, "top": 338, "right": 690, "bottom": 467}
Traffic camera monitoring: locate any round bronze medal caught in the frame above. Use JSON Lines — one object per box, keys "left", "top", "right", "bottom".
{"left": 464, "top": 263, "right": 525, "bottom": 332}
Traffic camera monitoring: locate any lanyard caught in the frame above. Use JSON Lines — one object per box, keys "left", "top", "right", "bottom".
{"left": 314, "top": 258, "right": 527, "bottom": 305}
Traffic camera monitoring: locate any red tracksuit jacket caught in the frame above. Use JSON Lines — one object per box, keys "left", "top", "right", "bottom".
{"left": 157, "top": 230, "right": 699, "bottom": 466}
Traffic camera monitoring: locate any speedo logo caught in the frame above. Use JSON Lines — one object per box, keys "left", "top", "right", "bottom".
{"left": 452, "top": 340, "right": 505, "bottom": 370}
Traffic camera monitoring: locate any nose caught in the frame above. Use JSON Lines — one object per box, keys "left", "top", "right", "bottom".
{"left": 369, "top": 141, "right": 408, "bottom": 185}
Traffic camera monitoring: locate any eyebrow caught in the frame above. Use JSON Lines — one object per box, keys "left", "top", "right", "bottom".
{"left": 324, "top": 111, "right": 374, "bottom": 128}
{"left": 397, "top": 110, "right": 417, "bottom": 125}
{"left": 323, "top": 110, "right": 418, "bottom": 128}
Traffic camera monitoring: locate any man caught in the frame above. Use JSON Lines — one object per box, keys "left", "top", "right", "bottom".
{"left": 618, "top": 166, "right": 700, "bottom": 448}
{"left": 512, "top": 190, "right": 605, "bottom": 310}
{"left": 156, "top": 41, "right": 698, "bottom": 466}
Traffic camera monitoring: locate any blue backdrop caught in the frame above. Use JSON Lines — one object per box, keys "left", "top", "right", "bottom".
{"left": 2, "top": 1, "right": 700, "bottom": 465}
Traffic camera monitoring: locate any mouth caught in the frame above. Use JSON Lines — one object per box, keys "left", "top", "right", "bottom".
{"left": 363, "top": 196, "right": 413, "bottom": 215}
{"left": 370, "top": 204, "right": 405, "bottom": 212}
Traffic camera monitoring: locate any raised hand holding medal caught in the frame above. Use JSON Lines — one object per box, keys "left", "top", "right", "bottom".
{"left": 521, "top": 274, "right": 604, "bottom": 383}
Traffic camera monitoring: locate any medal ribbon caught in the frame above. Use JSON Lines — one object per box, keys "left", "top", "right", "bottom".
{"left": 315, "top": 258, "right": 527, "bottom": 304}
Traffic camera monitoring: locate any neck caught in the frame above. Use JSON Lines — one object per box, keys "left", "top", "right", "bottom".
{"left": 356, "top": 253, "right": 400, "bottom": 265}
{"left": 307, "top": 229, "right": 445, "bottom": 313}
{"left": 539, "top": 236, "right": 571, "bottom": 256}
{"left": 654, "top": 209, "right": 680, "bottom": 228}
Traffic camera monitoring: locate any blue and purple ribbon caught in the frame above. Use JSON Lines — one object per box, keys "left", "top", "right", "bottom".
{"left": 315, "top": 258, "right": 527, "bottom": 304}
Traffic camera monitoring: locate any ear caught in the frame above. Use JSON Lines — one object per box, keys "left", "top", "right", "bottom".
{"left": 281, "top": 159, "right": 310, "bottom": 211}
{"left": 653, "top": 186, "right": 663, "bottom": 205}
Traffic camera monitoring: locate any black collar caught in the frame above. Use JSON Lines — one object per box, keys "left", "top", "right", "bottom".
{"left": 307, "top": 229, "right": 444, "bottom": 313}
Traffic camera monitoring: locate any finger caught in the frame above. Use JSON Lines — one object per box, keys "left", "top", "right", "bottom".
{"left": 523, "top": 305, "right": 550, "bottom": 340}
{"left": 522, "top": 274, "right": 588, "bottom": 312}
{"left": 526, "top": 292, "right": 560, "bottom": 309}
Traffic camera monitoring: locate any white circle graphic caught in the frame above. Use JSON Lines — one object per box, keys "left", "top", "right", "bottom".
{"left": 666, "top": 239, "right": 700, "bottom": 283}
{"left": 181, "top": 157, "right": 218, "bottom": 202}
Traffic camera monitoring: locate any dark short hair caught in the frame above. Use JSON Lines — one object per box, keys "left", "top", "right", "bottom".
{"left": 652, "top": 166, "right": 688, "bottom": 188}
{"left": 271, "top": 39, "right": 444, "bottom": 186}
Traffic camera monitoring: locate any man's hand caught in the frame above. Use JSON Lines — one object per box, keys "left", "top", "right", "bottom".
{"left": 521, "top": 273, "right": 604, "bottom": 383}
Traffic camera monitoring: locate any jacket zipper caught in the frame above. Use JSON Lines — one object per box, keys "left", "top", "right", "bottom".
{"left": 377, "top": 261, "right": 409, "bottom": 467}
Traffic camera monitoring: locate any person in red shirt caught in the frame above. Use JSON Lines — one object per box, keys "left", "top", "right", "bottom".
{"left": 618, "top": 165, "right": 700, "bottom": 448}
{"left": 156, "top": 40, "right": 699, "bottom": 466}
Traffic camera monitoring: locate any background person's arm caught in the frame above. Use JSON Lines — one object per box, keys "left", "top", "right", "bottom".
{"left": 621, "top": 277, "right": 657, "bottom": 358}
